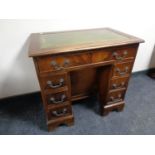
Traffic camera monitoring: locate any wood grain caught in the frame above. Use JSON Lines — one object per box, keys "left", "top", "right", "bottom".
{"left": 29, "top": 28, "right": 144, "bottom": 131}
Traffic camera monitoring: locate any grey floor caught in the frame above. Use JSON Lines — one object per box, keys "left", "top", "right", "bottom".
{"left": 0, "top": 73, "right": 155, "bottom": 135}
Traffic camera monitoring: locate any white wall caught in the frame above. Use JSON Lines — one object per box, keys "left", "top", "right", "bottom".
{"left": 0, "top": 0, "right": 155, "bottom": 98}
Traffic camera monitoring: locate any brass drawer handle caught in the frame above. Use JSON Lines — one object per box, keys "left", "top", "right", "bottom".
{"left": 113, "top": 50, "right": 128, "bottom": 61}
{"left": 112, "top": 82, "right": 125, "bottom": 89}
{"left": 47, "top": 78, "right": 64, "bottom": 88}
{"left": 52, "top": 108, "right": 67, "bottom": 117}
{"left": 50, "top": 94, "right": 66, "bottom": 104}
{"left": 116, "top": 66, "right": 129, "bottom": 76}
{"left": 110, "top": 94, "right": 122, "bottom": 103}
{"left": 51, "top": 59, "right": 70, "bottom": 70}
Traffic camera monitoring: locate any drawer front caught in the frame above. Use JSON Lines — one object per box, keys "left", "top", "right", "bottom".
{"left": 113, "top": 61, "right": 133, "bottom": 77}
{"left": 47, "top": 105, "right": 72, "bottom": 120}
{"left": 110, "top": 76, "right": 129, "bottom": 91}
{"left": 37, "top": 52, "right": 91, "bottom": 73}
{"left": 92, "top": 49, "right": 112, "bottom": 63}
{"left": 40, "top": 73, "right": 67, "bottom": 91}
{"left": 92, "top": 46, "right": 137, "bottom": 63}
{"left": 107, "top": 90, "right": 125, "bottom": 105}
{"left": 46, "top": 91, "right": 69, "bottom": 106}
{"left": 112, "top": 46, "right": 137, "bottom": 62}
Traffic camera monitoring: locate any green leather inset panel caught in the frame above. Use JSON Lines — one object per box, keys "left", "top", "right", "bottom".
{"left": 40, "top": 29, "right": 129, "bottom": 49}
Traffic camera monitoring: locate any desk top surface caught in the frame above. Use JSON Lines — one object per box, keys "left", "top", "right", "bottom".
{"left": 29, "top": 28, "right": 144, "bottom": 57}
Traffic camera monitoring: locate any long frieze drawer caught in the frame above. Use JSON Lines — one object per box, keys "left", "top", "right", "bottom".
{"left": 109, "top": 76, "right": 129, "bottom": 91}
{"left": 36, "top": 52, "right": 91, "bottom": 73}
{"left": 39, "top": 73, "right": 67, "bottom": 91}
{"left": 113, "top": 61, "right": 134, "bottom": 77}
{"left": 47, "top": 105, "right": 72, "bottom": 120}
{"left": 45, "top": 91, "right": 69, "bottom": 106}
{"left": 106, "top": 90, "right": 125, "bottom": 105}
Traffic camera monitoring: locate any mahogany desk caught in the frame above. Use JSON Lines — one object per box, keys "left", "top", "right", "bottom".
{"left": 29, "top": 28, "right": 144, "bottom": 131}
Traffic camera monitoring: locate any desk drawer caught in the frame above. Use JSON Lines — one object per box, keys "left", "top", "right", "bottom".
{"left": 112, "top": 46, "right": 137, "bottom": 61}
{"left": 46, "top": 91, "right": 69, "bottom": 107}
{"left": 37, "top": 52, "right": 91, "bottom": 73}
{"left": 107, "top": 90, "right": 125, "bottom": 105}
{"left": 92, "top": 46, "right": 137, "bottom": 63}
{"left": 92, "top": 49, "right": 112, "bottom": 63}
{"left": 113, "top": 61, "right": 133, "bottom": 77}
{"left": 47, "top": 105, "right": 72, "bottom": 120}
{"left": 40, "top": 73, "right": 67, "bottom": 91}
{"left": 110, "top": 76, "right": 129, "bottom": 91}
